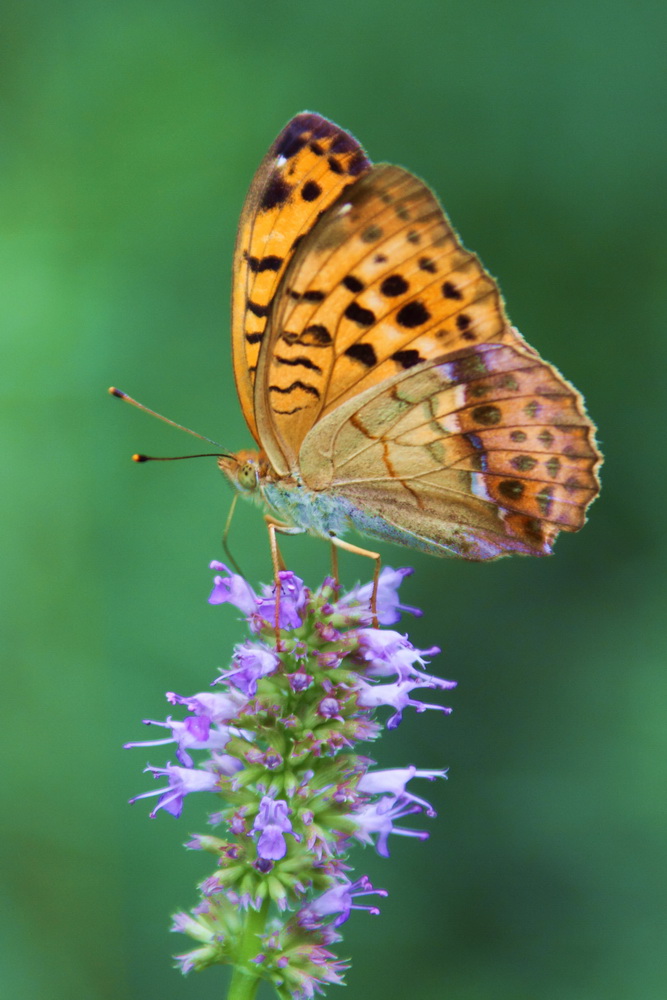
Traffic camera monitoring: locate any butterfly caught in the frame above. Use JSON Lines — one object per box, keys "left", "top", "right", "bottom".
{"left": 218, "top": 112, "right": 601, "bottom": 571}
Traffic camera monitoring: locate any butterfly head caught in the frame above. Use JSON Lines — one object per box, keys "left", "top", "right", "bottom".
{"left": 217, "top": 449, "right": 268, "bottom": 494}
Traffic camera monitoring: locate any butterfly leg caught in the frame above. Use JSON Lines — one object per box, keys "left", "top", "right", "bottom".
{"left": 329, "top": 535, "right": 381, "bottom": 627}
{"left": 265, "top": 515, "right": 304, "bottom": 648}
{"left": 221, "top": 494, "right": 244, "bottom": 576}
{"left": 330, "top": 542, "right": 339, "bottom": 586}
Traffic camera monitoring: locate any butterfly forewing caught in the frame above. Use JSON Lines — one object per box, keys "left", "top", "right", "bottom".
{"left": 298, "top": 343, "right": 600, "bottom": 558}
{"left": 232, "top": 113, "right": 371, "bottom": 450}
{"left": 261, "top": 162, "right": 522, "bottom": 468}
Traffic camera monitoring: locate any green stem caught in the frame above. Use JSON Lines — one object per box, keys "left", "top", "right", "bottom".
{"left": 227, "top": 898, "right": 271, "bottom": 1000}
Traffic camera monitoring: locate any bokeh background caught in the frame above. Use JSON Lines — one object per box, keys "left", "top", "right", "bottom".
{"left": 3, "top": 1, "right": 666, "bottom": 997}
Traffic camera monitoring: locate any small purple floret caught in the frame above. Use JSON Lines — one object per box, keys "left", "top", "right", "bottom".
{"left": 253, "top": 796, "right": 294, "bottom": 860}
{"left": 208, "top": 561, "right": 257, "bottom": 615}
{"left": 129, "top": 762, "right": 220, "bottom": 818}
{"left": 218, "top": 642, "right": 280, "bottom": 696}
{"left": 340, "top": 566, "right": 422, "bottom": 624}
{"left": 353, "top": 795, "right": 430, "bottom": 857}
{"left": 256, "top": 571, "right": 308, "bottom": 629}
{"left": 299, "top": 876, "right": 387, "bottom": 928}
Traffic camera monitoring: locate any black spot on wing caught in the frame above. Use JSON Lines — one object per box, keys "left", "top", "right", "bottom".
{"left": 522, "top": 517, "right": 545, "bottom": 545}
{"left": 275, "top": 355, "right": 322, "bottom": 374}
{"left": 287, "top": 288, "right": 325, "bottom": 302}
{"left": 281, "top": 324, "right": 332, "bottom": 347}
{"left": 442, "top": 281, "right": 462, "bottom": 300}
{"left": 247, "top": 300, "right": 269, "bottom": 318}
{"left": 344, "top": 302, "right": 375, "bottom": 326}
{"left": 499, "top": 479, "right": 525, "bottom": 501}
{"left": 391, "top": 349, "right": 423, "bottom": 369}
{"left": 396, "top": 301, "right": 430, "bottom": 328}
{"left": 361, "top": 225, "right": 383, "bottom": 243}
{"left": 245, "top": 331, "right": 264, "bottom": 344}
{"left": 269, "top": 380, "right": 321, "bottom": 399}
{"left": 511, "top": 454, "right": 538, "bottom": 472}
{"left": 303, "top": 324, "right": 332, "bottom": 345}
{"left": 449, "top": 352, "right": 488, "bottom": 380}
{"left": 342, "top": 274, "right": 364, "bottom": 293}
{"left": 419, "top": 257, "right": 437, "bottom": 273}
{"left": 536, "top": 487, "right": 554, "bottom": 516}
{"left": 245, "top": 253, "right": 283, "bottom": 273}
{"left": 345, "top": 342, "right": 377, "bottom": 367}
{"left": 472, "top": 404, "right": 501, "bottom": 426}
{"left": 380, "top": 274, "right": 409, "bottom": 297}
{"left": 261, "top": 173, "right": 293, "bottom": 211}
{"left": 301, "top": 180, "right": 322, "bottom": 202}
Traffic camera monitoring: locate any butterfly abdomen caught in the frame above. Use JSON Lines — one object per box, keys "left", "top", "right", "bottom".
{"left": 261, "top": 479, "right": 355, "bottom": 540}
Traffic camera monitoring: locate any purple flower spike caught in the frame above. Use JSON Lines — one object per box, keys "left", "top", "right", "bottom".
{"left": 253, "top": 796, "right": 294, "bottom": 860}
{"left": 132, "top": 562, "right": 455, "bottom": 992}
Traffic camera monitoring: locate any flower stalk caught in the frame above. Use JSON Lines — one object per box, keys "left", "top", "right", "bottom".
{"left": 228, "top": 898, "right": 271, "bottom": 1000}
{"left": 126, "top": 564, "right": 455, "bottom": 998}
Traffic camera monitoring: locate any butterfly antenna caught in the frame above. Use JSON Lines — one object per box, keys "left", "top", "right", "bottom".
{"left": 108, "top": 386, "right": 224, "bottom": 449}
{"left": 132, "top": 452, "right": 229, "bottom": 463}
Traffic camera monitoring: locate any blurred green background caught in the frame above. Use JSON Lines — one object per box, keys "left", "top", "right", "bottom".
{"left": 3, "top": 1, "right": 666, "bottom": 997}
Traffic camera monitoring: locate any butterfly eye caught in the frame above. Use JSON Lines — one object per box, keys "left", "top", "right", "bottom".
{"left": 238, "top": 462, "right": 258, "bottom": 491}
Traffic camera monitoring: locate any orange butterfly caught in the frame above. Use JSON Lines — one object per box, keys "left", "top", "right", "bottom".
{"left": 217, "top": 112, "right": 601, "bottom": 575}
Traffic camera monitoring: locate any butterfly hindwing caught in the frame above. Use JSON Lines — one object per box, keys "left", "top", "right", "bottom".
{"left": 298, "top": 342, "right": 600, "bottom": 558}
